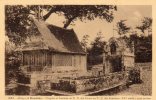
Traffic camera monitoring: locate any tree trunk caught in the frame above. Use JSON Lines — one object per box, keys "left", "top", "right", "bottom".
{"left": 63, "top": 19, "right": 73, "bottom": 28}
{"left": 63, "top": 16, "right": 77, "bottom": 28}
{"left": 43, "top": 9, "right": 56, "bottom": 21}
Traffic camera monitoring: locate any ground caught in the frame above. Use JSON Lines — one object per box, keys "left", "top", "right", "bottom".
{"left": 91, "top": 68, "right": 152, "bottom": 96}
{"left": 114, "top": 69, "right": 152, "bottom": 96}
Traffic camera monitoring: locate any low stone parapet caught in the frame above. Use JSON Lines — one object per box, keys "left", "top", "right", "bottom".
{"left": 36, "top": 71, "right": 128, "bottom": 94}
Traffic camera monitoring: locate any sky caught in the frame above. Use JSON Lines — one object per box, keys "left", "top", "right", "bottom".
{"left": 46, "top": 5, "right": 152, "bottom": 45}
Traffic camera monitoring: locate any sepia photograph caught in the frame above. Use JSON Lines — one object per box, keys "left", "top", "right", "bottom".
{"left": 5, "top": 5, "right": 152, "bottom": 96}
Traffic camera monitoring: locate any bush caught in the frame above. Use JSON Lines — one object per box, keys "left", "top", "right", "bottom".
{"left": 51, "top": 80, "right": 76, "bottom": 93}
{"left": 128, "top": 68, "right": 142, "bottom": 84}
{"left": 17, "top": 72, "right": 30, "bottom": 84}
{"left": 5, "top": 53, "right": 21, "bottom": 85}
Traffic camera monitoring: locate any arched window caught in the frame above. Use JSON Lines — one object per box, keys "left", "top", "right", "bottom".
{"left": 110, "top": 42, "right": 116, "bottom": 54}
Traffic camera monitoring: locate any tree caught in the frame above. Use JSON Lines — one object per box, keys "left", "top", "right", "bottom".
{"left": 88, "top": 32, "right": 106, "bottom": 65}
{"left": 5, "top": 5, "right": 117, "bottom": 45}
{"left": 90, "top": 32, "right": 106, "bottom": 56}
{"left": 5, "top": 5, "right": 43, "bottom": 45}
{"left": 43, "top": 5, "right": 117, "bottom": 28}
{"left": 5, "top": 40, "right": 21, "bottom": 85}
{"left": 136, "top": 17, "right": 152, "bottom": 35}
{"left": 115, "top": 20, "right": 132, "bottom": 51}
{"left": 116, "top": 20, "right": 131, "bottom": 36}
{"left": 129, "top": 33, "right": 152, "bottom": 62}
{"left": 80, "top": 35, "right": 89, "bottom": 51}
{"left": 5, "top": 5, "right": 31, "bottom": 45}
{"left": 132, "top": 17, "right": 152, "bottom": 62}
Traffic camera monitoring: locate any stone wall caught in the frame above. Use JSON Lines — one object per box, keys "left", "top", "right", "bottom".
{"left": 135, "top": 62, "right": 152, "bottom": 81}
{"left": 135, "top": 62, "right": 152, "bottom": 70}
{"left": 33, "top": 71, "right": 128, "bottom": 94}
{"left": 75, "top": 72, "right": 127, "bottom": 93}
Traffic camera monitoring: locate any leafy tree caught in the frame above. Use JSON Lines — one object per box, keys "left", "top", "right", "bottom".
{"left": 5, "top": 5, "right": 42, "bottom": 45}
{"left": 115, "top": 20, "right": 132, "bottom": 51}
{"left": 115, "top": 20, "right": 131, "bottom": 36}
{"left": 5, "top": 5, "right": 117, "bottom": 45}
{"left": 5, "top": 40, "right": 21, "bottom": 85}
{"left": 131, "top": 17, "right": 152, "bottom": 62}
{"left": 80, "top": 35, "right": 89, "bottom": 51}
{"left": 136, "top": 17, "right": 152, "bottom": 35}
{"left": 90, "top": 32, "right": 106, "bottom": 56}
{"left": 135, "top": 34, "right": 152, "bottom": 62}
{"left": 129, "top": 33, "right": 152, "bottom": 62}
{"left": 42, "top": 5, "right": 117, "bottom": 28}
{"left": 88, "top": 32, "right": 106, "bottom": 65}
{"left": 5, "top": 5, "right": 31, "bottom": 45}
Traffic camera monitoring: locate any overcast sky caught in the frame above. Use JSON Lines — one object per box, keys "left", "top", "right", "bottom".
{"left": 46, "top": 5, "right": 152, "bottom": 45}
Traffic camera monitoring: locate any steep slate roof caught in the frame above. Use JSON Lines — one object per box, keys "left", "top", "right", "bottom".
{"left": 47, "top": 24, "right": 85, "bottom": 54}
{"left": 17, "top": 18, "right": 85, "bottom": 54}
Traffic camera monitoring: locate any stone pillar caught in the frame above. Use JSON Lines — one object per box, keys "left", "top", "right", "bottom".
{"left": 30, "top": 73, "right": 38, "bottom": 95}
{"left": 103, "top": 52, "right": 106, "bottom": 75}
{"left": 139, "top": 67, "right": 143, "bottom": 81}
{"left": 121, "top": 52, "right": 125, "bottom": 71}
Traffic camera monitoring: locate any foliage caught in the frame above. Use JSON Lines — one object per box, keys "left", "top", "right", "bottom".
{"left": 5, "top": 5, "right": 117, "bottom": 45}
{"left": 42, "top": 5, "right": 117, "bottom": 28}
{"left": 128, "top": 68, "right": 142, "bottom": 84}
{"left": 88, "top": 32, "right": 106, "bottom": 65}
{"left": 136, "top": 17, "right": 152, "bottom": 34}
{"left": 116, "top": 20, "right": 131, "bottom": 36}
{"left": 5, "top": 5, "right": 39, "bottom": 45}
{"left": 135, "top": 35, "right": 152, "bottom": 62}
{"left": 51, "top": 72, "right": 125, "bottom": 93}
{"left": 129, "top": 34, "right": 152, "bottom": 62}
{"left": 51, "top": 80, "right": 76, "bottom": 93}
{"left": 134, "top": 17, "right": 152, "bottom": 62}
{"left": 118, "top": 35, "right": 134, "bottom": 52}
{"left": 89, "top": 32, "right": 106, "bottom": 56}
{"left": 5, "top": 40, "right": 21, "bottom": 85}
{"left": 5, "top": 51, "right": 21, "bottom": 85}
{"left": 80, "top": 35, "right": 89, "bottom": 51}
{"left": 115, "top": 17, "right": 152, "bottom": 63}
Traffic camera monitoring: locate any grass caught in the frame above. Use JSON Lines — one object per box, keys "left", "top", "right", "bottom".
{"left": 115, "top": 69, "right": 152, "bottom": 96}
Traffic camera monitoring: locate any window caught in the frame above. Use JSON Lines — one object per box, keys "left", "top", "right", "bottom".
{"left": 110, "top": 43, "right": 116, "bottom": 54}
